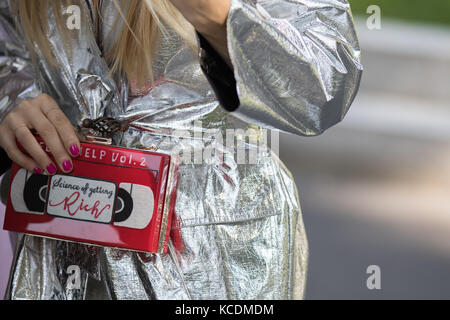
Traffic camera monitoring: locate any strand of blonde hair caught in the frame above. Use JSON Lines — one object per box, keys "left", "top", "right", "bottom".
{"left": 16, "top": 0, "right": 197, "bottom": 85}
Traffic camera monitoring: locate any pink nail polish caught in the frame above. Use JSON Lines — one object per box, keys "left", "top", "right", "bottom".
{"left": 46, "top": 163, "right": 57, "bottom": 175}
{"left": 70, "top": 144, "right": 80, "bottom": 157}
{"left": 34, "top": 167, "right": 43, "bottom": 174}
{"left": 62, "top": 160, "right": 73, "bottom": 172}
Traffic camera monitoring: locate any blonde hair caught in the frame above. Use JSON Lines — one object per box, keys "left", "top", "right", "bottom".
{"left": 15, "top": 0, "right": 197, "bottom": 85}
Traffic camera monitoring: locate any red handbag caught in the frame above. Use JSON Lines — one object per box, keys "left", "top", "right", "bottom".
{"left": 3, "top": 136, "right": 175, "bottom": 253}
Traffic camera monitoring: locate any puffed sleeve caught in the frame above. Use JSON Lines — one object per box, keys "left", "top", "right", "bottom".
{"left": 0, "top": 0, "right": 41, "bottom": 124}
{"left": 198, "top": 0, "right": 363, "bottom": 136}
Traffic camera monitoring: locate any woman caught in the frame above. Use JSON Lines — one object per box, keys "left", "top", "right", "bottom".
{"left": 0, "top": 0, "right": 362, "bottom": 299}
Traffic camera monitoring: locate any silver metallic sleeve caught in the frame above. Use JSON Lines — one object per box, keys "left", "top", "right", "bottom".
{"left": 212, "top": 0, "right": 363, "bottom": 136}
{"left": 0, "top": 0, "right": 41, "bottom": 124}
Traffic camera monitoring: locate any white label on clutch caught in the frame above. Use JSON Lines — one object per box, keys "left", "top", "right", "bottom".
{"left": 46, "top": 175, "right": 116, "bottom": 224}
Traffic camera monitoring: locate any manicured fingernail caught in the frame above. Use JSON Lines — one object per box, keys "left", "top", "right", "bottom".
{"left": 46, "top": 163, "right": 57, "bottom": 175}
{"left": 34, "top": 167, "right": 43, "bottom": 174}
{"left": 62, "top": 160, "right": 73, "bottom": 172}
{"left": 70, "top": 144, "right": 80, "bottom": 157}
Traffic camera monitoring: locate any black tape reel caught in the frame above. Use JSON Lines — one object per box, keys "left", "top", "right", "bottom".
{"left": 114, "top": 188, "right": 134, "bottom": 223}
{"left": 23, "top": 174, "right": 50, "bottom": 212}
{"left": 113, "top": 183, "right": 154, "bottom": 229}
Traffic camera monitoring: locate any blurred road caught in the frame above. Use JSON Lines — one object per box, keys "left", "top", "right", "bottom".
{"left": 279, "top": 19, "right": 450, "bottom": 299}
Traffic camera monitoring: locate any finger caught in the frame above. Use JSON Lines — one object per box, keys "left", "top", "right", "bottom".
{"left": 30, "top": 110, "right": 74, "bottom": 174}
{"left": 14, "top": 126, "right": 57, "bottom": 175}
{"left": 41, "top": 102, "right": 81, "bottom": 158}
{"left": 0, "top": 128, "right": 42, "bottom": 174}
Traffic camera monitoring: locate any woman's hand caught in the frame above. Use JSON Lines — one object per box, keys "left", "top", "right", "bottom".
{"left": 168, "top": 0, "right": 233, "bottom": 67}
{"left": 0, "top": 94, "right": 81, "bottom": 175}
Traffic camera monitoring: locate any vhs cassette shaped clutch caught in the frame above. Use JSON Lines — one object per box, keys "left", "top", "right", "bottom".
{"left": 3, "top": 136, "right": 174, "bottom": 253}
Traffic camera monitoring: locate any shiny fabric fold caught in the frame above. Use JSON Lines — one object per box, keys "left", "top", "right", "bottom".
{"left": 1, "top": 0, "right": 362, "bottom": 300}
{"left": 226, "top": 0, "right": 362, "bottom": 136}
{"left": 0, "top": 2, "right": 41, "bottom": 124}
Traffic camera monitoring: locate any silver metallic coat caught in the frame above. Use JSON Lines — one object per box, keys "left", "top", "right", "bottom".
{"left": 0, "top": 0, "right": 362, "bottom": 299}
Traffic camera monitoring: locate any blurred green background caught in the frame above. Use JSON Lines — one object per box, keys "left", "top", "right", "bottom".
{"left": 348, "top": 0, "right": 450, "bottom": 26}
